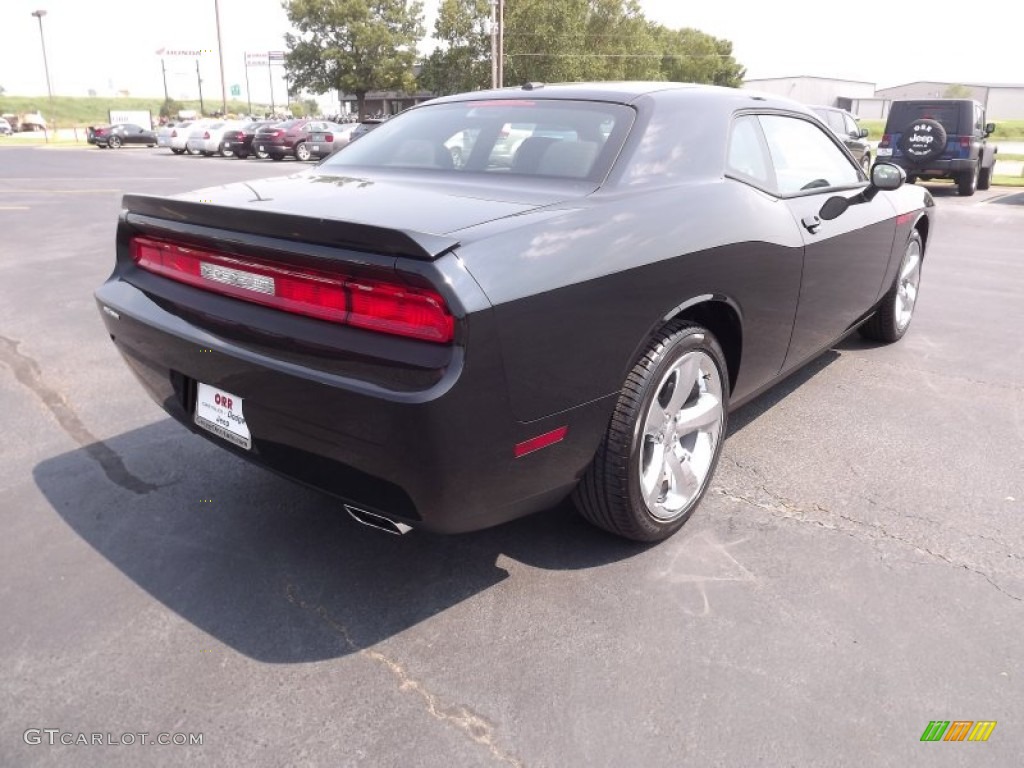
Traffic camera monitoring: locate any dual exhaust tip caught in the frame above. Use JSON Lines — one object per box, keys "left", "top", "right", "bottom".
{"left": 344, "top": 504, "right": 412, "bottom": 536}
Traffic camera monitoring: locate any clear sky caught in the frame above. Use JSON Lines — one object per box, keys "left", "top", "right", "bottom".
{"left": 0, "top": 0, "right": 1019, "bottom": 105}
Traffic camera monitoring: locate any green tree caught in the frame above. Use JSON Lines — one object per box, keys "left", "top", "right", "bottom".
{"left": 283, "top": 0, "right": 425, "bottom": 119}
{"left": 501, "top": 1, "right": 739, "bottom": 87}
{"left": 653, "top": 26, "right": 745, "bottom": 87}
{"left": 159, "top": 98, "right": 182, "bottom": 119}
{"left": 417, "top": 0, "right": 492, "bottom": 95}
{"left": 943, "top": 84, "right": 972, "bottom": 98}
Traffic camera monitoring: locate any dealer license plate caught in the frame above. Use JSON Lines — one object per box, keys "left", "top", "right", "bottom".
{"left": 194, "top": 382, "right": 251, "bottom": 450}
{"left": 258, "top": 144, "right": 265, "bottom": 152}
{"left": 310, "top": 144, "right": 319, "bottom": 152}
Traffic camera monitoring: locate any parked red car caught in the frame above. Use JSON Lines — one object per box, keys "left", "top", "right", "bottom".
{"left": 250, "top": 119, "right": 316, "bottom": 161}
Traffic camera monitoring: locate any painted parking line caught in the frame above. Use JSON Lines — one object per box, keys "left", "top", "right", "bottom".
{"left": 0, "top": 206, "right": 31, "bottom": 210}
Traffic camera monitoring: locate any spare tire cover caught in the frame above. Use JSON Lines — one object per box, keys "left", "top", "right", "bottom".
{"left": 898, "top": 119, "right": 947, "bottom": 163}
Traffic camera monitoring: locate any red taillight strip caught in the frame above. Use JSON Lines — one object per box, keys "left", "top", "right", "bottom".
{"left": 129, "top": 236, "right": 454, "bottom": 343}
{"left": 514, "top": 426, "right": 568, "bottom": 458}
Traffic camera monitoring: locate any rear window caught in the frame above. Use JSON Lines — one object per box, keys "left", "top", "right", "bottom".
{"left": 888, "top": 102, "right": 962, "bottom": 134}
{"left": 320, "top": 100, "right": 634, "bottom": 181}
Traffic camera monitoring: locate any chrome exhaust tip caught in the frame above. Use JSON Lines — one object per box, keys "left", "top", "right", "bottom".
{"left": 344, "top": 504, "right": 412, "bottom": 535}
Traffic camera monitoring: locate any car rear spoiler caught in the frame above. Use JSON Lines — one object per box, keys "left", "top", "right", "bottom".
{"left": 121, "top": 194, "right": 461, "bottom": 261}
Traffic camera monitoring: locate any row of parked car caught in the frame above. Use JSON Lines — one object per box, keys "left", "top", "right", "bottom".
{"left": 86, "top": 117, "right": 386, "bottom": 161}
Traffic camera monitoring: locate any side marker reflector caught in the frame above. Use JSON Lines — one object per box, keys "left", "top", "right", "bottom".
{"left": 514, "top": 426, "right": 568, "bottom": 458}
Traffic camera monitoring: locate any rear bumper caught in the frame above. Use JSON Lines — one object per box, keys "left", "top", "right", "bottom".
{"left": 884, "top": 156, "right": 977, "bottom": 176}
{"left": 94, "top": 272, "right": 610, "bottom": 533}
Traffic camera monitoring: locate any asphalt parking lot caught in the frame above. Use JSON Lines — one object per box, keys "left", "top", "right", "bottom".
{"left": 1, "top": 145, "right": 1022, "bottom": 767}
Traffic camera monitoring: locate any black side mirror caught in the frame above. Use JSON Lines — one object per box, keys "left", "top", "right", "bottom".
{"left": 858, "top": 127, "right": 869, "bottom": 139}
{"left": 984, "top": 122, "right": 996, "bottom": 135}
{"left": 819, "top": 163, "right": 906, "bottom": 221}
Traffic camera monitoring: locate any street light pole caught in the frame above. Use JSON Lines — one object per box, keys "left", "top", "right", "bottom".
{"left": 31, "top": 10, "right": 53, "bottom": 101}
{"left": 214, "top": 0, "right": 227, "bottom": 114}
{"left": 31, "top": 9, "right": 53, "bottom": 142}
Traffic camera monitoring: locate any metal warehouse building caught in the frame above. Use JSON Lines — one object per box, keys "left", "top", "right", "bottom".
{"left": 875, "top": 82, "right": 1024, "bottom": 120}
{"left": 743, "top": 76, "right": 1024, "bottom": 120}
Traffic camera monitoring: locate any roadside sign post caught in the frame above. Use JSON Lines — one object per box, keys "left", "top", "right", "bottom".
{"left": 243, "top": 55, "right": 252, "bottom": 115}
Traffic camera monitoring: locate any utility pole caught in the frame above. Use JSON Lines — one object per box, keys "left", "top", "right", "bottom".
{"left": 268, "top": 57, "right": 275, "bottom": 114}
{"left": 490, "top": 1, "right": 497, "bottom": 89}
{"left": 196, "top": 59, "right": 205, "bottom": 115}
{"left": 497, "top": 0, "right": 504, "bottom": 88}
{"left": 161, "top": 58, "right": 169, "bottom": 103}
{"left": 244, "top": 54, "right": 252, "bottom": 115}
{"left": 214, "top": 0, "right": 227, "bottom": 114}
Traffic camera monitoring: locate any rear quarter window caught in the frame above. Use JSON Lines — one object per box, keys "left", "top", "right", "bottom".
{"left": 889, "top": 103, "right": 962, "bottom": 134}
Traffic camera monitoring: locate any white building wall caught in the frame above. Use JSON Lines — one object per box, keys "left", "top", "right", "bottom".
{"left": 986, "top": 89, "right": 1024, "bottom": 120}
{"left": 742, "top": 77, "right": 875, "bottom": 107}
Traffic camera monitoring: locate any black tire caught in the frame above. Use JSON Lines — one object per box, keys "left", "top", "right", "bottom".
{"left": 200, "top": 150, "right": 214, "bottom": 157}
{"left": 270, "top": 154, "right": 284, "bottom": 161}
{"left": 978, "top": 158, "right": 993, "bottom": 191}
{"left": 171, "top": 148, "right": 184, "bottom": 155}
{"left": 898, "top": 119, "right": 947, "bottom": 163}
{"left": 859, "top": 229, "right": 924, "bottom": 344}
{"left": 254, "top": 149, "right": 269, "bottom": 159}
{"left": 108, "top": 136, "right": 122, "bottom": 149}
{"left": 294, "top": 141, "right": 311, "bottom": 161}
{"left": 957, "top": 163, "right": 979, "bottom": 196}
{"left": 573, "top": 323, "right": 729, "bottom": 542}
{"left": 236, "top": 152, "right": 249, "bottom": 159}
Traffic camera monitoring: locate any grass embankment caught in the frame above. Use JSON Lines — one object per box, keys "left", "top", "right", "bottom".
{"left": 860, "top": 119, "right": 1024, "bottom": 141}
{"left": 0, "top": 95, "right": 275, "bottom": 128}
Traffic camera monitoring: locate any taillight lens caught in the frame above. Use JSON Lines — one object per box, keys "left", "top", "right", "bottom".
{"left": 171, "top": 130, "right": 177, "bottom": 137}
{"left": 129, "top": 236, "right": 454, "bottom": 343}
{"left": 959, "top": 136, "right": 970, "bottom": 148}
{"left": 325, "top": 133, "right": 333, "bottom": 142}
{"left": 273, "top": 130, "right": 283, "bottom": 137}
{"left": 879, "top": 133, "right": 891, "bottom": 148}
{"left": 203, "top": 131, "right": 210, "bottom": 139}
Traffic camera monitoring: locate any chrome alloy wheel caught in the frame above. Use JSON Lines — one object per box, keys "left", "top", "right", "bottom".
{"left": 638, "top": 350, "right": 725, "bottom": 520}
{"left": 895, "top": 236, "right": 922, "bottom": 332}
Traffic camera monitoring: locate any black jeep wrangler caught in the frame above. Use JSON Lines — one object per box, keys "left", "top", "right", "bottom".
{"left": 877, "top": 99, "right": 997, "bottom": 196}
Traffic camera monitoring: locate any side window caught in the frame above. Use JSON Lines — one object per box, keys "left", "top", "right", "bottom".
{"left": 974, "top": 105, "right": 984, "bottom": 132}
{"left": 826, "top": 111, "right": 846, "bottom": 135}
{"left": 759, "top": 115, "right": 862, "bottom": 194}
{"left": 726, "top": 115, "right": 773, "bottom": 188}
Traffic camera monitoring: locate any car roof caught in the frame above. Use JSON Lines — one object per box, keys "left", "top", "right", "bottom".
{"left": 425, "top": 81, "right": 815, "bottom": 116}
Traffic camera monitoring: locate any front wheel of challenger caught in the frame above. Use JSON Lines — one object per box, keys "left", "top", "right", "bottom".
{"left": 573, "top": 323, "right": 729, "bottom": 542}
{"left": 858, "top": 230, "right": 923, "bottom": 343}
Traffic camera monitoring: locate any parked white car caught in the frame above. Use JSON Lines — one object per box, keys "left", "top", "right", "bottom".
{"left": 0, "top": 118, "right": 12, "bottom": 136}
{"left": 167, "top": 121, "right": 196, "bottom": 154}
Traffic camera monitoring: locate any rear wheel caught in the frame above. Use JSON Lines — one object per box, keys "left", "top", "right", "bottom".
{"left": 573, "top": 323, "right": 728, "bottom": 542}
{"left": 859, "top": 230, "right": 923, "bottom": 343}
{"left": 294, "top": 141, "right": 311, "bottom": 161}
{"left": 957, "top": 163, "right": 979, "bottom": 196}
{"left": 108, "top": 136, "right": 122, "bottom": 149}
{"left": 978, "top": 159, "right": 993, "bottom": 191}
{"left": 171, "top": 148, "right": 184, "bottom": 155}
{"left": 254, "top": 148, "right": 269, "bottom": 159}
{"left": 218, "top": 142, "right": 232, "bottom": 157}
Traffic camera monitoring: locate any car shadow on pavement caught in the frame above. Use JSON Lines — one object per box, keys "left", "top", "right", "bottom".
{"left": 33, "top": 423, "right": 647, "bottom": 664}
{"left": 727, "top": 349, "right": 840, "bottom": 435}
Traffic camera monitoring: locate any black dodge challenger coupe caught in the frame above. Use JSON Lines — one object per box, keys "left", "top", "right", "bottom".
{"left": 95, "top": 83, "right": 933, "bottom": 542}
